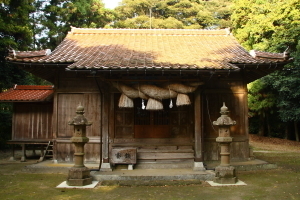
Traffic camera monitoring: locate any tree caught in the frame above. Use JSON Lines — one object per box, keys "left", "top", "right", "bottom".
{"left": 38, "top": 0, "right": 116, "bottom": 49}
{"left": 0, "top": 0, "right": 36, "bottom": 91}
{"left": 248, "top": 80, "right": 276, "bottom": 137}
{"left": 112, "top": 0, "right": 233, "bottom": 29}
{"left": 232, "top": 0, "right": 300, "bottom": 141}
{"left": 0, "top": 0, "right": 35, "bottom": 149}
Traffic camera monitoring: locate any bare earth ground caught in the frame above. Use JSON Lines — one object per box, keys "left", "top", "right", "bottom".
{"left": 249, "top": 134, "right": 300, "bottom": 152}
{"left": 0, "top": 134, "right": 300, "bottom": 200}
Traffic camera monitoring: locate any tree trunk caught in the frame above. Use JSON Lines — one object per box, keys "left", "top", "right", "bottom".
{"left": 294, "top": 121, "right": 299, "bottom": 142}
{"left": 258, "top": 112, "right": 265, "bottom": 136}
{"left": 284, "top": 124, "right": 289, "bottom": 139}
{"left": 266, "top": 113, "right": 271, "bottom": 137}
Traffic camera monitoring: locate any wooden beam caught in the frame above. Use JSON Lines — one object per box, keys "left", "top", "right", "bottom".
{"left": 194, "top": 88, "right": 203, "bottom": 162}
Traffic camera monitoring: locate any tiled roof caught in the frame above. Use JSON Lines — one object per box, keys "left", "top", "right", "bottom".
{"left": 6, "top": 28, "right": 290, "bottom": 70}
{"left": 0, "top": 85, "right": 54, "bottom": 102}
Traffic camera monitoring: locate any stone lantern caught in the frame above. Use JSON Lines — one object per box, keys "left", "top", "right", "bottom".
{"left": 67, "top": 104, "right": 93, "bottom": 186}
{"left": 213, "top": 102, "right": 237, "bottom": 184}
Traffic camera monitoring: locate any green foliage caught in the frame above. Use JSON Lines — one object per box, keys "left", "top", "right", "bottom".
{"left": 232, "top": 0, "right": 300, "bottom": 139}
{"left": 112, "top": 0, "right": 233, "bottom": 29}
{"left": 0, "top": 0, "right": 35, "bottom": 51}
{"left": 0, "top": 1, "right": 52, "bottom": 149}
{"left": 0, "top": 0, "right": 38, "bottom": 91}
{"left": 113, "top": 15, "right": 184, "bottom": 29}
{"left": 36, "top": 0, "right": 116, "bottom": 49}
{"left": 231, "top": 0, "right": 300, "bottom": 52}
{"left": 248, "top": 80, "right": 276, "bottom": 116}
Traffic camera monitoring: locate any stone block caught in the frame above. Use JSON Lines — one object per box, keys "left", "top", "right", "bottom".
{"left": 67, "top": 177, "right": 93, "bottom": 186}
{"left": 193, "top": 162, "right": 206, "bottom": 171}
{"left": 214, "top": 165, "right": 237, "bottom": 184}
{"left": 67, "top": 167, "right": 93, "bottom": 186}
{"left": 100, "top": 162, "right": 112, "bottom": 171}
{"left": 216, "top": 137, "right": 233, "bottom": 142}
{"left": 128, "top": 164, "right": 133, "bottom": 170}
{"left": 213, "top": 177, "right": 238, "bottom": 184}
{"left": 68, "top": 167, "right": 91, "bottom": 179}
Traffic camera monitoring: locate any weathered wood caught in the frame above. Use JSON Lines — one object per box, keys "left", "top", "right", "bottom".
{"left": 134, "top": 125, "right": 170, "bottom": 138}
{"left": 56, "top": 93, "right": 101, "bottom": 138}
{"left": 101, "top": 90, "right": 110, "bottom": 163}
{"left": 112, "top": 138, "right": 193, "bottom": 145}
{"left": 137, "top": 149, "right": 194, "bottom": 153}
{"left": 194, "top": 89, "right": 203, "bottom": 162}
{"left": 111, "top": 148, "right": 137, "bottom": 164}
{"left": 57, "top": 93, "right": 83, "bottom": 137}
{"left": 13, "top": 103, "right": 53, "bottom": 140}
{"left": 137, "top": 152, "right": 194, "bottom": 160}
{"left": 114, "top": 93, "right": 134, "bottom": 138}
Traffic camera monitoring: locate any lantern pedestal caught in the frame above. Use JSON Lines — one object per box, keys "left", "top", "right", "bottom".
{"left": 67, "top": 167, "right": 93, "bottom": 186}
{"left": 214, "top": 166, "right": 237, "bottom": 184}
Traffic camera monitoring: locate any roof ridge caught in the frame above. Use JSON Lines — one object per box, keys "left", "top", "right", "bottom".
{"left": 14, "top": 85, "right": 54, "bottom": 90}
{"left": 69, "top": 27, "right": 229, "bottom": 36}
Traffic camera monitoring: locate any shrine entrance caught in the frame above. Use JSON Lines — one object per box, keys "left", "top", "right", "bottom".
{"left": 134, "top": 99, "right": 171, "bottom": 138}
{"left": 113, "top": 93, "right": 195, "bottom": 165}
{"left": 114, "top": 94, "right": 194, "bottom": 140}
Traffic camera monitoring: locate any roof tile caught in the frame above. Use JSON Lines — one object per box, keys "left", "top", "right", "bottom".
{"left": 0, "top": 85, "right": 54, "bottom": 102}
{"left": 7, "top": 28, "right": 290, "bottom": 70}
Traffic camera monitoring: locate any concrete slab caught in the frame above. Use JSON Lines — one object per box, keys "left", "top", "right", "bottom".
{"left": 56, "top": 181, "right": 99, "bottom": 189}
{"left": 92, "top": 168, "right": 215, "bottom": 181}
{"left": 206, "top": 180, "right": 247, "bottom": 186}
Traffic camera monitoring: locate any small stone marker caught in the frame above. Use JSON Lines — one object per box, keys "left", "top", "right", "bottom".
{"left": 66, "top": 104, "right": 93, "bottom": 186}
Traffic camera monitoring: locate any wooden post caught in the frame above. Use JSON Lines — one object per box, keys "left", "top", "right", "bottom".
{"left": 21, "top": 144, "right": 26, "bottom": 162}
{"left": 100, "top": 91, "right": 112, "bottom": 171}
{"left": 194, "top": 89, "right": 205, "bottom": 170}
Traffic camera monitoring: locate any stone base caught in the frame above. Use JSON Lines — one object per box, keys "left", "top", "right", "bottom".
{"left": 214, "top": 177, "right": 237, "bottom": 184}
{"left": 67, "top": 177, "right": 93, "bottom": 186}
{"left": 21, "top": 156, "right": 26, "bottom": 162}
{"left": 193, "top": 162, "right": 206, "bottom": 171}
{"left": 9, "top": 157, "right": 16, "bottom": 161}
{"left": 214, "top": 165, "right": 237, "bottom": 184}
{"left": 128, "top": 164, "right": 133, "bottom": 170}
{"left": 100, "top": 162, "right": 112, "bottom": 172}
{"left": 67, "top": 167, "right": 93, "bottom": 186}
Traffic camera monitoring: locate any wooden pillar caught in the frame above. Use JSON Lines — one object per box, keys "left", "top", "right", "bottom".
{"left": 194, "top": 89, "right": 205, "bottom": 170}
{"left": 21, "top": 144, "right": 26, "bottom": 162}
{"left": 100, "top": 90, "right": 112, "bottom": 171}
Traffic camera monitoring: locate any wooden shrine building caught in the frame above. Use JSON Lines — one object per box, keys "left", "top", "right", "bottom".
{"left": 2, "top": 28, "right": 291, "bottom": 170}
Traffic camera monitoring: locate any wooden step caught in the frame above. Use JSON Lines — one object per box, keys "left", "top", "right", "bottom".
{"left": 137, "top": 152, "right": 194, "bottom": 160}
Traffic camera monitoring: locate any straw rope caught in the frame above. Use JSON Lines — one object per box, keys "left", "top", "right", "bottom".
{"left": 112, "top": 81, "right": 203, "bottom": 109}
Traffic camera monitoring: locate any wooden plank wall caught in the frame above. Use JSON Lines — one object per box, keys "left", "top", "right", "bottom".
{"left": 12, "top": 103, "right": 53, "bottom": 140}
{"left": 202, "top": 79, "right": 250, "bottom": 161}
{"left": 53, "top": 74, "right": 102, "bottom": 162}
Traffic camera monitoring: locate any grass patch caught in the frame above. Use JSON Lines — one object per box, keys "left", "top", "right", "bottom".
{"left": 0, "top": 135, "right": 300, "bottom": 200}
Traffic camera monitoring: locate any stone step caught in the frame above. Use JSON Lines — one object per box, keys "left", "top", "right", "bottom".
{"left": 91, "top": 168, "right": 215, "bottom": 182}
{"left": 134, "top": 160, "right": 194, "bottom": 169}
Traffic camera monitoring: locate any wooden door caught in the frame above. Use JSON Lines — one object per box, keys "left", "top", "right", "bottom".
{"left": 114, "top": 94, "right": 194, "bottom": 139}
{"left": 134, "top": 99, "right": 170, "bottom": 138}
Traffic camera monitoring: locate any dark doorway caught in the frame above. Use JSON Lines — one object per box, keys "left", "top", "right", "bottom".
{"left": 134, "top": 99, "right": 170, "bottom": 138}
